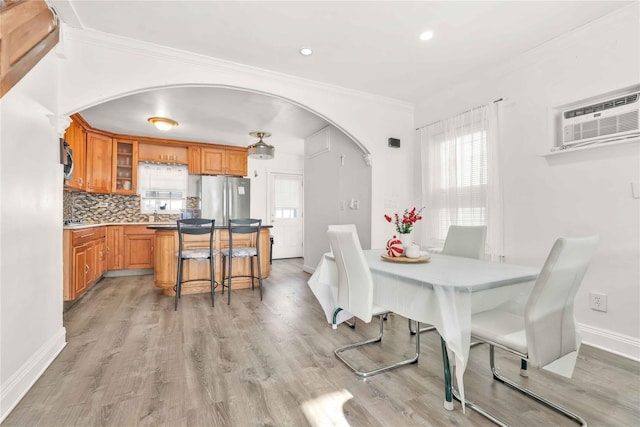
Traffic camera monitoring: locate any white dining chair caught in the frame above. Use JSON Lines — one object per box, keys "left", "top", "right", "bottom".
{"left": 464, "top": 236, "right": 599, "bottom": 426}
{"left": 327, "top": 224, "right": 361, "bottom": 329}
{"left": 442, "top": 225, "right": 487, "bottom": 258}
{"left": 409, "top": 225, "right": 488, "bottom": 334}
{"left": 328, "top": 229, "right": 420, "bottom": 377}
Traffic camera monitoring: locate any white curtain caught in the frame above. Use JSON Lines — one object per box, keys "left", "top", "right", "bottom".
{"left": 418, "top": 102, "right": 503, "bottom": 261}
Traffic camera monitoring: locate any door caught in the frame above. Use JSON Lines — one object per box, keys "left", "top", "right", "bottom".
{"left": 269, "top": 173, "right": 303, "bottom": 259}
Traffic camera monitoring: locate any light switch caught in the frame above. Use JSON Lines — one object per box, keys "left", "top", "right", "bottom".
{"left": 349, "top": 199, "right": 359, "bottom": 210}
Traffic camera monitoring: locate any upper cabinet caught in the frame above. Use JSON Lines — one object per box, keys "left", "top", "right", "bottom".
{"left": 188, "top": 145, "right": 202, "bottom": 175}
{"left": 201, "top": 146, "right": 248, "bottom": 176}
{"left": 62, "top": 115, "right": 249, "bottom": 195}
{"left": 63, "top": 119, "right": 86, "bottom": 190}
{"left": 86, "top": 131, "right": 113, "bottom": 194}
{"left": 112, "top": 139, "right": 138, "bottom": 194}
{"left": 139, "top": 143, "right": 188, "bottom": 164}
{"left": 0, "top": 0, "right": 59, "bottom": 98}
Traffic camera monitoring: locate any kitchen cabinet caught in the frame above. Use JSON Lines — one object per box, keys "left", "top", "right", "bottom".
{"left": 106, "top": 226, "right": 124, "bottom": 270}
{"left": 86, "top": 131, "right": 113, "bottom": 193}
{"left": 188, "top": 145, "right": 202, "bottom": 174}
{"left": 201, "top": 146, "right": 248, "bottom": 176}
{"left": 112, "top": 139, "right": 138, "bottom": 194}
{"left": 123, "top": 225, "right": 155, "bottom": 269}
{"left": 139, "top": 143, "right": 188, "bottom": 164}
{"left": 63, "top": 119, "right": 86, "bottom": 190}
{"left": 63, "top": 226, "right": 106, "bottom": 301}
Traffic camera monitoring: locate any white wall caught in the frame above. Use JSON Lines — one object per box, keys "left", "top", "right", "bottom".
{"left": 58, "top": 27, "right": 416, "bottom": 250}
{"left": 304, "top": 126, "right": 373, "bottom": 271}
{"left": 0, "top": 52, "right": 67, "bottom": 421}
{"left": 415, "top": 5, "right": 640, "bottom": 360}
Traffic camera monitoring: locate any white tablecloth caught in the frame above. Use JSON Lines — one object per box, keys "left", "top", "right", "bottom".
{"left": 308, "top": 249, "right": 539, "bottom": 410}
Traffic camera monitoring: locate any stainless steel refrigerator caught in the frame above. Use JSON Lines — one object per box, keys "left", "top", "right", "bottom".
{"left": 200, "top": 176, "right": 251, "bottom": 225}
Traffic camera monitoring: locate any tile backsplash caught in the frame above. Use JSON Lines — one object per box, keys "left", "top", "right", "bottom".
{"left": 63, "top": 191, "right": 199, "bottom": 223}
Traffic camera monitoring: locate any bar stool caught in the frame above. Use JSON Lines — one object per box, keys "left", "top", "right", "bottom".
{"left": 221, "top": 218, "right": 263, "bottom": 304}
{"left": 175, "top": 218, "right": 218, "bottom": 311}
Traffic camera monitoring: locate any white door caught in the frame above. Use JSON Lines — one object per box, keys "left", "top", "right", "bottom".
{"left": 269, "top": 173, "right": 303, "bottom": 259}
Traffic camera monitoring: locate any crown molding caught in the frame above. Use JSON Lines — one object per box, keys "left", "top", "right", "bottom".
{"left": 62, "top": 25, "right": 414, "bottom": 113}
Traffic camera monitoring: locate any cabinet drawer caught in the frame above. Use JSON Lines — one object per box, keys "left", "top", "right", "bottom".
{"left": 123, "top": 225, "right": 155, "bottom": 235}
{"left": 71, "top": 227, "right": 106, "bottom": 246}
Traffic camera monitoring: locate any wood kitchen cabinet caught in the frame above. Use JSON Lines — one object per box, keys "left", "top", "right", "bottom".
{"left": 63, "top": 227, "right": 106, "bottom": 301}
{"left": 63, "top": 119, "right": 86, "bottom": 190}
{"left": 188, "top": 145, "right": 202, "bottom": 174}
{"left": 106, "top": 226, "right": 124, "bottom": 270}
{"left": 139, "top": 143, "right": 188, "bottom": 164}
{"left": 112, "top": 139, "right": 138, "bottom": 194}
{"left": 86, "top": 131, "right": 113, "bottom": 193}
{"left": 123, "top": 225, "right": 155, "bottom": 269}
{"left": 201, "top": 146, "right": 248, "bottom": 176}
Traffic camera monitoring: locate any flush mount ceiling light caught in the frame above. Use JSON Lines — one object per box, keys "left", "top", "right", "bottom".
{"left": 299, "top": 47, "right": 313, "bottom": 56}
{"left": 148, "top": 117, "right": 178, "bottom": 131}
{"left": 248, "top": 131, "right": 275, "bottom": 160}
{"left": 419, "top": 31, "right": 434, "bottom": 41}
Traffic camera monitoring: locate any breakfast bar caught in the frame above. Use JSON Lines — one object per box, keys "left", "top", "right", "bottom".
{"left": 149, "top": 224, "right": 271, "bottom": 296}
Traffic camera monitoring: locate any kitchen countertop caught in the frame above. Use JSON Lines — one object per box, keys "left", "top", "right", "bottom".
{"left": 148, "top": 223, "right": 273, "bottom": 230}
{"left": 63, "top": 222, "right": 174, "bottom": 230}
{"left": 64, "top": 222, "right": 272, "bottom": 230}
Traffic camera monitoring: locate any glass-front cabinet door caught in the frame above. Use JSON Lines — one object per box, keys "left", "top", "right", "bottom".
{"left": 112, "top": 139, "right": 138, "bottom": 194}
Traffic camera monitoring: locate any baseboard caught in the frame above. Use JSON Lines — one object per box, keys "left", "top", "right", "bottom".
{"left": 103, "top": 268, "right": 153, "bottom": 277}
{"left": 579, "top": 322, "right": 640, "bottom": 362}
{"left": 0, "top": 327, "right": 66, "bottom": 423}
{"left": 302, "top": 264, "right": 316, "bottom": 274}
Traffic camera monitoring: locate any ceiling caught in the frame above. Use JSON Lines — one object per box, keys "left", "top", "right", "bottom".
{"left": 50, "top": 0, "right": 632, "bottom": 153}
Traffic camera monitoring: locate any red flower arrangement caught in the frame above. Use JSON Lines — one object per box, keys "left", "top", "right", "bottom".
{"left": 384, "top": 206, "right": 425, "bottom": 234}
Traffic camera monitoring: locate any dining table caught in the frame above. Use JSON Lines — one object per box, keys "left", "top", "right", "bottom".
{"left": 307, "top": 248, "right": 540, "bottom": 412}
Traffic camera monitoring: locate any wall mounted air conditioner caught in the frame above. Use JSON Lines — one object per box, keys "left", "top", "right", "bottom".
{"left": 561, "top": 91, "right": 639, "bottom": 148}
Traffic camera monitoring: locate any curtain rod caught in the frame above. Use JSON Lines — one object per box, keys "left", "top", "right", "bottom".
{"left": 415, "top": 98, "right": 504, "bottom": 130}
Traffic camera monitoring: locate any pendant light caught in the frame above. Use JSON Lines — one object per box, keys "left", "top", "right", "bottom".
{"left": 248, "top": 131, "right": 275, "bottom": 160}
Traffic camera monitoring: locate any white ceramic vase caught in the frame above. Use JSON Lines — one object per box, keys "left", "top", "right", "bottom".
{"left": 398, "top": 232, "right": 413, "bottom": 250}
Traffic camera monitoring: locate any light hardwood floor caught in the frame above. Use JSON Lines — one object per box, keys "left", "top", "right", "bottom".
{"left": 4, "top": 258, "right": 639, "bottom": 426}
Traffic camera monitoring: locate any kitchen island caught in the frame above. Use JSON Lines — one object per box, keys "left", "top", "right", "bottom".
{"left": 149, "top": 224, "right": 271, "bottom": 296}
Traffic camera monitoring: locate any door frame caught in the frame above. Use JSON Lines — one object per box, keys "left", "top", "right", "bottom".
{"left": 267, "top": 170, "right": 304, "bottom": 259}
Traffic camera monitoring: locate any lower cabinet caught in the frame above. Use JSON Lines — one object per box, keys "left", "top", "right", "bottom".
{"left": 123, "top": 226, "right": 155, "bottom": 269}
{"left": 64, "top": 224, "right": 157, "bottom": 301}
{"left": 63, "top": 227, "right": 106, "bottom": 301}
{"left": 106, "top": 226, "right": 124, "bottom": 270}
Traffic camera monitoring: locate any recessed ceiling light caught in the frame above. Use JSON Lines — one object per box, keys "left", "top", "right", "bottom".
{"left": 300, "top": 47, "right": 313, "bottom": 56}
{"left": 419, "top": 31, "right": 434, "bottom": 41}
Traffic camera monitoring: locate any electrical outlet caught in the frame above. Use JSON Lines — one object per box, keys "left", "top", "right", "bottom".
{"left": 590, "top": 292, "right": 607, "bottom": 312}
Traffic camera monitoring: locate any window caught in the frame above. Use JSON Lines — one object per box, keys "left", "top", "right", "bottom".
{"left": 419, "top": 102, "right": 503, "bottom": 259}
{"left": 138, "top": 163, "right": 188, "bottom": 214}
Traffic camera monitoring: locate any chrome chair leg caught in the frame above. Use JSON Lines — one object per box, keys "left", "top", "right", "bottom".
{"left": 408, "top": 318, "right": 436, "bottom": 335}
{"left": 335, "top": 316, "right": 420, "bottom": 378}
{"left": 446, "top": 343, "right": 587, "bottom": 426}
